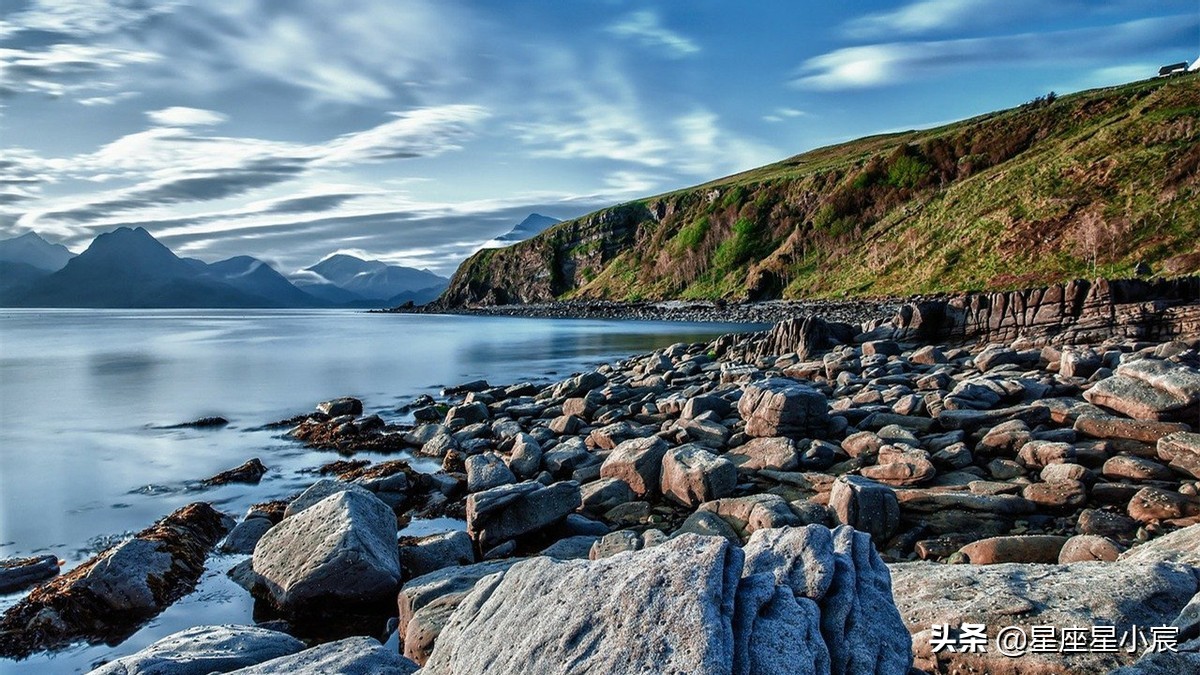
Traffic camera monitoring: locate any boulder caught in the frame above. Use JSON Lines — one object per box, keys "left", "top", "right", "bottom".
{"left": 891, "top": 559, "right": 1198, "bottom": 673}
{"left": 220, "top": 517, "right": 274, "bottom": 555}
{"left": 0, "top": 555, "right": 58, "bottom": 594}
{"left": 444, "top": 402, "right": 489, "bottom": 427}
{"left": 465, "top": 480, "right": 581, "bottom": 550}
{"left": 599, "top": 436, "right": 670, "bottom": 498}
{"left": 1077, "top": 508, "right": 1140, "bottom": 540}
{"left": 726, "top": 436, "right": 801, "bottom": 471}
{"left": 538, "top": 535, "right": 601, "bottom": 560}
{"left": 860, "top": 446, "right": 935, "bottom": 487}
{"left": 958, "top": 535, "right": 1070, "bottom": 564}
{"left": 697, "top": 494, "right": 802, "bottom": 539}
{"left": 1102, "top": 455, "right": 1174, "bottom": 482}
{"left": 399, "top": 530, "right": 475, "bottom": 579}
{"left": 675, "top": 510, "right": 741, "bottom": 543}
{"left": 464, "top": 452, "right": 516, "bottom": 492}
{"left": 283, "top": 479, "right": 375, "bottom": 519}
{"left": 252, "top": 490, "right": 400, "bottom": 613}
{"left": 88, "top": 625, "right": 304, "bottom": 675}
{"left": 422, "top": 535, "right": 743, "bottom": 675}
{"left": 1158, "top": 431, "right": 1200, "bottom": 479}
{"left": 1016, "top": 440, "right": 1075, "bottom": 469}
{"left": 423, "top": 529, "right": 912, "bottom": 675}
{"left": 1085, "top": 361, "right": 1200, "bottom": 422}
{"left": 397, "top": 559, "right": 519, "bottom": 638}
{"left": 579, "top": 477, "right": 636, "bottom": 514}
{"left": 1058, "top": 535, "right": 1122, "bottom": 563}
{"left": 202, "top": 458, "right": 268, "bottom": 486}
{"left": 1021, "top": 479, "right": 1087, "bottom": 510}
{"left": 317, "top": 397, "right": 362, "bottom": 417}
{"left": 0, "top": 503, "right": 230, "bottom": 658}
{"left": 223, "top": 636, "right": 417, "bottom": 674}
{"left": 506, "top": 433, "right": 542, "bottom": 478}
{"left": 742, "top": 526, "right": 912, "bottom": 675}
{"left": 1075, "top": 415, "right": 1190, "bottom": 443}
{"left": 1128, "top": 487, "right": 1200, "bottom": 523}
{"left": 1119, "top": 523, "right": 1200, "bottom": 566}
{"left": 738, "top": 378, "right": 829, "bottom": 438}
{"left": 587, "top": 421, "right": 647, "bottom": 450}
{"left": 660, "top": 444, "right": 737, "bottom": 507}
{"left": 829, "top": 476, "right": 900, "bottom": 542}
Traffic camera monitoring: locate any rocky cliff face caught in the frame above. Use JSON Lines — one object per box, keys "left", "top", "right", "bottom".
{"left": 438, "top": 204, "right": 648, "bottom": 307}
{"left": 884, "top": 277, "right": 1200, "bottom": 346}
{"left": 437, "top": 75, "right": 1200, "bottom": 307}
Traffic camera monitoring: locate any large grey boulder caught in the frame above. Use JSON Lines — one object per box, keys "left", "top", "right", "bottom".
{"left": 660, "top": 444, "right": 737, "bottom": 507}
{"left": 891, "top": 560, "right": 1199, "bottom": 673}
{"left": 743, "top": 526, "right": 912, "bottom": 675}
{"left": 224, "top": 636, "right": 417, "bottom": 674}
{"left": 599, "top": 436, "right": 670, "bottom": 498}
{"left": 422, "top": 534, "right": 743, "bottom": 675}
{"left": 738, "top": 378, "right": 829, "bottom": 438}
{"left": 88, "top": 624, "right": 304, "bottom": 675}
{"left": 0, "top": 555, "right": 58, "bottom": 594}
{"left": 465, "top": 480, "right": 581, "bottom": 551}
{"left": 252, "top": 490, "right": 400, "bottom": 612}
{"left": 423, "top": 527, "right": 912, "bottom": 675}
{"left": 283, "top": 479, "right": 375, "bottom": 519}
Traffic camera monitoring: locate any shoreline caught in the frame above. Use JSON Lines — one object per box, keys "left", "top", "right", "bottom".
{"left": 381, "top": 298, "right": 902, "bottom": 326}
{"left": 5, "top": 293, "right": 1200, "bottom": 673}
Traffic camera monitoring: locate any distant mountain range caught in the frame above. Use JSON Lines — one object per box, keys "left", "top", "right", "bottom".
{"left": 0, "top": 229, "right": 449, "bottom": 309}
{"left": 494, "top": 213, "right": 560, "bottom": 243}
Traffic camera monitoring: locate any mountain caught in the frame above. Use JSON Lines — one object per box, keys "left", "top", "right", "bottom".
{"left": 440, "top": 73, "right": 1200, "bottom": 306}
{"left": 9, "top": 227, "right": 322, "bottom": 308}
{"left": 205, "top": 256, "right": 327, "bottom": 307}
{"left": 0, "top": 231, "right": 76, "bottom": 271}
{"left": 495, "top": 213, "right": 560, "bottom": 243}
{"left": 299, "top": 254, "right": 448, "bottom": 303}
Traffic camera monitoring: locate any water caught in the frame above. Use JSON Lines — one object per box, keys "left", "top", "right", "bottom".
{"left": 0, "top": 308, "right": 760, "bottom": 673}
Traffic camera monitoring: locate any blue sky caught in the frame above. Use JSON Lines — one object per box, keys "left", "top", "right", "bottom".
{"left": 1, "top": 0, "right": 1197, "bottom": 276}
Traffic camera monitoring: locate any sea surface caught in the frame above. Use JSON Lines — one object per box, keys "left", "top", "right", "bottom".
{"left": 0, "top": 308, "right": 761, "bottom": 673}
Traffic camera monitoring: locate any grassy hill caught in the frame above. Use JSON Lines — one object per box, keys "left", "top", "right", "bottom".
{"left": 440, "top": 73, "right": 1200, "bottom": 306}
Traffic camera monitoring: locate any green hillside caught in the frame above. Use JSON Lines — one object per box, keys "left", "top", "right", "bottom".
{"left": 440, "top": 74, "right": 1200, "bottom": 306}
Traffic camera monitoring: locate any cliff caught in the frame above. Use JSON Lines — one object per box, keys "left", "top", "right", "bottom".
{"left": 438, "top": 74, "right": 1200, "bottom": 307}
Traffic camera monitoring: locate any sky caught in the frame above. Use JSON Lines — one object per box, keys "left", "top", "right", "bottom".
{"left": 1, "top": 1, "right": 1197, "bottom": 277}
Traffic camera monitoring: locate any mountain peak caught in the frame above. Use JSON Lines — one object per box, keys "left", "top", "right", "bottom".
{"left": 495, "top": 213, "right": 561, "bottom": 243}
{"left": 0, "top": 230, "right": 77, "bottom": 272}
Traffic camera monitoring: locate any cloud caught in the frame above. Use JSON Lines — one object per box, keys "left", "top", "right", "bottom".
{"left": 147, "top": 106, "right": 228, "bottom": 127}
{"left": 763, "top": 107, "right": 807, "bottom": 123}
{"left": 0, "top": 43, "right": 158, "bottom": 98}
{"left": 16, "top": 104, "right": 490, "bottom": 227}
{"left": 315, "top": 105, "right": 490, "bottom": 165}
{"left": 843, "top": 0, "right": 1007, "bottom": 39}
{"left": 794, "top": 15, "right": 1199, "bottom": 90}
{"left": 3, "top": 0, "right": 187, "bottom": 38}
{"left": 607, "top": 10, "right": 700, "bottom": 59}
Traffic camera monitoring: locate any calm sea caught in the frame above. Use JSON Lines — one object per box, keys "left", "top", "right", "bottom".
{"left": 0, "top": 308, "right": 758, "bottom": 673}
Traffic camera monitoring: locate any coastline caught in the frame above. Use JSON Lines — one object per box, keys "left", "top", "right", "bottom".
{"left": 4, "top": 288, "right": 1200, "bottom": 673}
{"left": 381, "top": 297, "right": 901, "bottom": 326}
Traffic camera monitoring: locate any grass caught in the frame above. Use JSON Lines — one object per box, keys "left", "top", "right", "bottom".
{"left": 443, "top": 73, "right": 1200, "bottom": 305}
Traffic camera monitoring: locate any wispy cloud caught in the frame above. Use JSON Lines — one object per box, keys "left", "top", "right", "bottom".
{"left": 16, "top": 104, "right": 491, "bottom": 229}
{"left": 607, "top": 10, "right": 700, "bottom": 59}
{"left": 146, "top": 106, "right": 227, "bottom": 127}
{"left": 795, "top": 15, "right": 1199, "bottom": 89}
{"left": 763, "top": 107, "right": 807, "bottom": 123}
{"left": 0, "top": 43, "right": 158, "bottom": 97}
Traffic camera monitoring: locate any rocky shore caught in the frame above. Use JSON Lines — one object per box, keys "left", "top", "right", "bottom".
{"left": 3, "top": 277, "right": 1200, "bottom": 674}
{"left": 385, "top": 297, "right": 900, "bottom": 326}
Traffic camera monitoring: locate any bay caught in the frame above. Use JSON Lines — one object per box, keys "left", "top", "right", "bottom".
{"left": 0, "top": 308, "right": 758, "bottom": 673}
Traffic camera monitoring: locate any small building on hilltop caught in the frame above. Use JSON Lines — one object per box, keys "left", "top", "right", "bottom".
{"left": 1158, "top": 61, "right": 1189, "bottom": 77}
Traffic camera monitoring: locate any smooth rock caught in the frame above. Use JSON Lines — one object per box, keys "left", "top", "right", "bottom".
{"left": 224, "top": 636, "right": 417, "bottom": 674}
{"left": 88, "top": 625, "right": 304, "bottom": 675}
{"left": 252, "top": 490, "right": 400, "bottom": 612}
{"left": 599, "top": 436, "right": 670, "bottom": 498}
{"left": 465, "top": 480, "right": 581, "bottom": 550}
{"left": 829, "top": 476, "right": 900, "bottom": 542}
